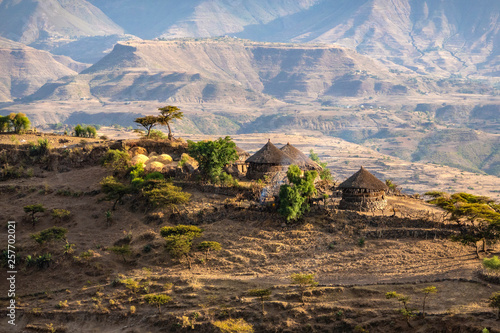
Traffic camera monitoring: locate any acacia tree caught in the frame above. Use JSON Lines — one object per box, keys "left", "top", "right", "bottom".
{"left": 290, "top": 273, "right": 318, "bottom": 305}
{"left": 426, "top": 192, "right": 500, "bottom": 258}
{"left": 24, "top": 204, "right": 46, "bottom": 227}
{"left": 134, "top": 116, "right": 160, "bottom": 138}
{"left": 386, "top": 291, "right": 416, "bottom": 327}
{"left": 161, "top": 225, "right": 203, "bottom": 269}
{"left": 421, "top": 286, "right": 437, "bottom": 319}
{"left": 100, "top": 176, "right": 132, "bottom": 210}
{"left": 158, "top": 106, "right": 183, "bottom": 139}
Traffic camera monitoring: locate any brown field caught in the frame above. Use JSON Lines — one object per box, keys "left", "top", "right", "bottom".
{"left": 1, "top": 134, "right": 500, "bottom": 332}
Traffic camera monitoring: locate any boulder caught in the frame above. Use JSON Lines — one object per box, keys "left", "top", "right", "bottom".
{"left": 156, "top": 154, "right": 173, "bottom": 164}
{"left": 131, "top": 154, "right": 149, "bottom": 166}
{"left": 179, "top": 153, "right": 199, "bottom": 174}
{"left": 145, "top": 161, "right": 164, "bottom": 172}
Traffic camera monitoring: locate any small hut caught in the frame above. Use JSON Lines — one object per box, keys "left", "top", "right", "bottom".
{"left": 338, "top": 166, "right": 388, "bottom": 211}
{"left": 246, "top": 140, "right": 293, "bottom": 180}
{"left": 280, "top": 143, "right": 322, "bottom": 171}
{"left": 225, "top": 146, "right": 250, "bottom": 177}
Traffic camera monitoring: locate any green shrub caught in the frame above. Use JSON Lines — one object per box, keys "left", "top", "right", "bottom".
{"left": 213, "top": 318, "right": 254, "bottom": 333}
{"left": 483, "top": 256, "right": 500, "bottom": 270}
{"left": 278, "top": 165, "right": 317, "bottom": 222}
{"left": 160, "top": 225, "right": 203, "bottom": 238}
{"left": 101, "top": 149, "right": 130, "bottom": 171}
{"left": 148, "top": 129, "right": 167, "bottom": 140}
{"left": 197, "top": 241, "right": 222, "bottom": 261}
{"left": 143, "top": 180, "right": 191, "bottom": 210}
{"left": 29, "top": 139, "right": 50, "bottom": 156}
{"left": 143, "top": 293, "right": 172, "bottom": 313}
{"left": 51, "top": 209, "right": 71, "bottom": 222}
{"left": 109, "top": 245, "right": 132, "bottom": 262}
{"left": 31, "top": 227, "right": 68, "bottom": 244}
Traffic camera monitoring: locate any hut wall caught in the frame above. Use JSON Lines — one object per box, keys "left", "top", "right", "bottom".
{"left": 339, "top": 189, "right": 387, "bottom": 211}
{"left": 246, "top": 163, "right": 287, "bottom": 180}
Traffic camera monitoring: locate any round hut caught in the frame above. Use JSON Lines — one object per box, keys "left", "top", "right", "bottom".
{"left": 246, "top": 140, "right": 293, "bottom": 180}
{"left": 338, "top": 166, "right": 388, "bottom": 211}
{"left": 280, "top": 143, "right": 322, "bottom": 171}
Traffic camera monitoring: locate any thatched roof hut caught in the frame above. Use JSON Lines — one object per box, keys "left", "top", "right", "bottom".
{"left": 235, "top": 146, "right": 250, "bottom": 162}
{"left": 338, "top": 166, "right": 388, "bottom": 211}
{"left": 246, "top": 140, "right": 293, "bottom": 179}
{"left": 280, "top": 143, "right": 322, "bottom": 170}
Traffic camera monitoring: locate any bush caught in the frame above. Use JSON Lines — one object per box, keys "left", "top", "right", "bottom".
{"left": 51, "top": 209, "right": 71, "bottom": 222}
{"left": 148, "top": 129, "right": 167, "bottom": 140}
{"left": 290, "top": 273, "right": 318, "bottom": 305}
{"left": 142, "top": 180, "right": 191, "bottom": 210}
{"left": 483, "top": 256, "right": 500, "bottom": 270}
{"left": 197, "top": 241, "right": 222, "bottom": 261}
{"left": 213, "top": 318, "right": 254, "bottom": 333}
{"left": 143, "top": 293, "right": 172, "bottom": 313}
{"left": 109, "top": 245, "right": 132, "bottom": 262}
{"left": 160, "top": 225, "right": 203, "bottom": 238}
{"left": 26, "top": 253, "right": 53, "bottom": 269}
{"left": 31, "top": 227, "right": 68, "bottom": 244}
{"left": 278, "top": 165, "right": 317, "bottom": 222}
{"left": 101, "top": 149, "right": 130, "bottom": 171}
{"left": 74, "top": 124, "right": 97, "bottom": 138}
{"left": 29, "top": 139, "right": 50, "bottom": 156}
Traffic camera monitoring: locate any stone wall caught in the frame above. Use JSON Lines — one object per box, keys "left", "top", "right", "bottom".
{"left": 339, "top": 198, "right": 387, "bottom": 212}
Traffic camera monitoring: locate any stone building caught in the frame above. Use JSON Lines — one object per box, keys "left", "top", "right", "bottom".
{"left": 225, "top": 146, "right": 250, "bottom": 177}
{"left": 338, "top": 166, "right": 388, "bottom": 211}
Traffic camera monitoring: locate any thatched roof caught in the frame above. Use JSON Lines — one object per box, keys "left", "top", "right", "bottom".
{"left": 338, "top": 167, "right": 388, "bottom": 191}
{"left": 280, "top": 143, "right": 322, "bottom": 170}
{"left": 235, "top": 146, "right": 250, "bottom": 158}
{"left": 246, "top": 140, "right": 293, "bottom": 165}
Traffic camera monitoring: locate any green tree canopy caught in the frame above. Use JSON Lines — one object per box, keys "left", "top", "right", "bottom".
{"left": 187, "top": 136, "right": 239, "bottom": 184}
{"left": 9, "top": 113, "right": 30, "bottom": 133}
{"left": 134, "top": 116, "right": 160, "bottom": 138}
{"left": 278, "top": 165, "right": 318, "bottom": 222}
{"left": 158, "top": 105, "right": 183, "bottom": 139}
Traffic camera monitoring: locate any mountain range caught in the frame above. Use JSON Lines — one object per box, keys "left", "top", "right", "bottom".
{"left": 0, "top": 0, "right": 499, "bottom": 177}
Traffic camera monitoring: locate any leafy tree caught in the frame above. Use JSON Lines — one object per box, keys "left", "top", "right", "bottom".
{"left": 158, "top": 105, "right": 184, "bottom": 139}
{"left": 100, "top": 176, "right": 132, "bottom": 210}
{"left": 109, "top": 245, "right": 132, "bottom": 262}
{"left": 187, "top": 136, "right": 239, "bottom": 184}
{"left": 309, "top": 149, "right": 333, "bottom": 181}
{"left": 489, "top": 292, "right": 500, "bottom": 319}
{"left": 74, "top": 124, "right": 84, "bottom": 137}
{"left": 290, "top": 273, "right": 318, "bottom": 305}
{"left": 421, "top": 286, "right": 437, "bottom": 319}
{"left": 386, "top": 291, "right": 416, "bottom": 327}
{"left": 31, "top": 227, "right": 68, "bottom": 244}
{"left": 134, "top": 116, "right": 160, "bottom": 138}
{"left": 247, "top": 288, "right": 272, "bottom": 315}
{"left": 278, "top": 165, "right": 318, "bottom": 222}
{"left": 0, "top": 115, "right": 12, "bottom": 132}
{"left": 197, "top": 241, "right": 222, "bottom": 261}
{"left": 426, "top": 191, "right": 500, "bottom": 258}
{"left": 86, "top": 126, "right": 97, "bottom": 138}
{"left": 10, "top": 113, "right": 30, "bottom": 133}
{"left": 24, "top": 204, "right": 46, "bottom": 227}
{"left": 144, "top": 293, "right": 172, "bottom": 313}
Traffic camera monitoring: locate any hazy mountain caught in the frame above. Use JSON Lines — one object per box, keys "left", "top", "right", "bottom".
{"left": 82, "top": 0, "right": 500, "bottom": 76}
{"left": 237, "top": 0, "right": 500, "bottom": 75}
{"left": 88, "top": 0, "right": 319, "bottom": 39}
{"left": 0, "top": 37, "right": 80, "bottom": 101}
{"left": 25, "top": 39, "right": 407, "bottom": 104}
{"left": 0, "top": 0, "right": 123, "bottom": 45}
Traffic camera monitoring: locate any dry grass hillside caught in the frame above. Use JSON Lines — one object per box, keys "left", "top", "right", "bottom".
{"left": 1, "top": 133, "right": 500, "bottom": 332}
